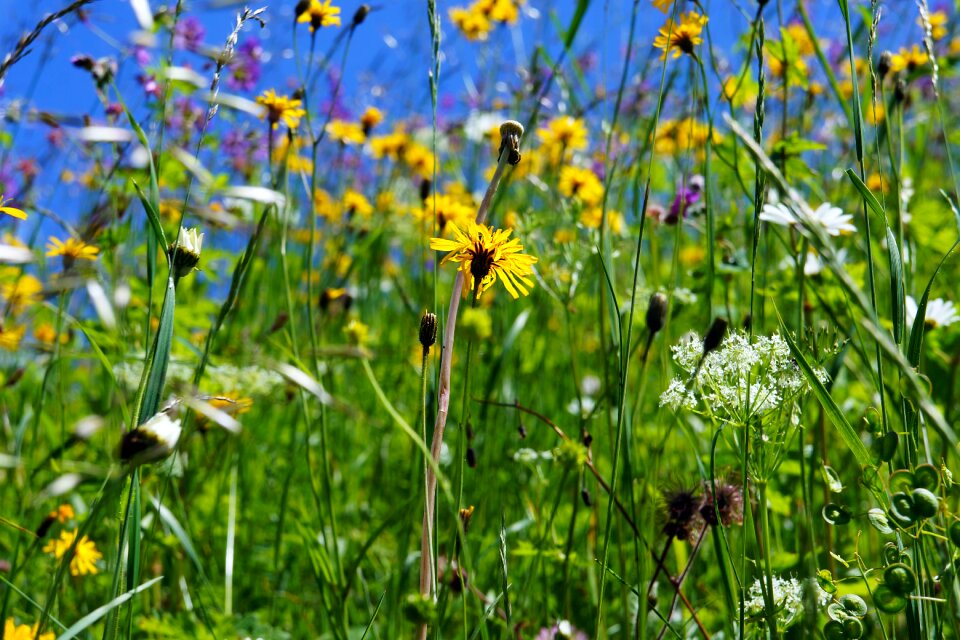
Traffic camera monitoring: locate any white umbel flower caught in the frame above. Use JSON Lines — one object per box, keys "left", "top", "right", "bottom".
{"left": 760, "top": 201, "right": 856, "bottom": 236}
{"left": 906, "top": 295, "right": 959, "bottom": 329}
{"left": 120, "top": 411, "right": 182, "bottom": 465}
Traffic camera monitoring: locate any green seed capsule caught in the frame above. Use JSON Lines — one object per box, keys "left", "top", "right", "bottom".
{"left": 884, "top": 563, "right": 918, "bottom": 595}
{"left": 843, "top": 617, "right": 864, "bottom": 639}
{"left": 910, "top": 487, "right": 939, "bottom": 519}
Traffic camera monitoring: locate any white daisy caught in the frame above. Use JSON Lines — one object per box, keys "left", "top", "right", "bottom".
{"left": 760, "top": 201, "right": 856, "bottom": 236}
{"left": 906, "top": 295, "right": 960, "bottom": 329}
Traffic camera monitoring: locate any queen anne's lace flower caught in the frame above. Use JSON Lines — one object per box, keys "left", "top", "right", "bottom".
{"left": 744, "top": 576, "right": 831, "bottom": 629}
{"left": 660, "top": 331, "right": 826, "bottom": 426}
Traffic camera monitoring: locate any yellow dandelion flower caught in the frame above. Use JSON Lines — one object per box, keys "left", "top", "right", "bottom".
{"left": 2, "top": 273, "right": 42, "bottom": 309}
{"left": 784, "top": 23, "right": 815, "bottom": 57}
{"left": 369, "top": 129, "right": 409, "bottom": 160}
{"left": 652, "top": 0, "right": 673, "bottom": 13}
{"left": 42, "top": 528, "right": 102, "bottom": 576}
{"left": 297, "top": 0, "right": 341, "bottom": 31}
{"left": 924, "top": 10, "right": 948, "bottom": 41}
{"left": 344, "top": 318, "right": 370, "bottom": 346}
{"left": 414, "top": 194, "right": 475, "bottom": 235}
{"left": 653, "top": 11, "right": 708, "bottom": 60}
{"left": 450, "top": 7, "right": 493, "bottom": 41}
{"left": 272, "top": 135, "right": 313, "bottom": 173}
{"left": 49, "top": 504, "right": 75, "bottom": 523}
{"left": 4, "top": 619, "right": 55, "bottom": 640}
{"left": 580, "top": 207, "right": 624, "bottom": 234}
{"left": 404, "top": 143, "right": 436, "bottom": 178}
{"left": 558, "top": 166, "right": 604, "bottom": 206}
{"left": 343, "top": 190, "right": 373, "bottom": 217}
{"left": 46, "top": 236, "right": 99, "bottom": 262}
{"left": 326, "top": 119, "right": 366, "bottom": 145}
{"left": 536, "top": 116, "right": 588, "bottom": 160}
{"left": 430, "top": 221, "right": 538, "bottom": 299}
{"left": 474, "top": 0, "right": 523, "bottom": 24}
{"left": 360, "top": 106, "right": 384, "bottom": 134}
{"left": 0, "top": 195, "right": 26, "bottom": 220}
{"left": 889, "top": 45, "right": 929, "bottom": 74}
{"left": 0, "top": 324, "right": 25, "bottom": 350}
{"left": 256, "top": 89, "right": 306, "bottom": 130}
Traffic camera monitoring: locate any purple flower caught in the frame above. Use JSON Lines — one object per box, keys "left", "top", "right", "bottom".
{"left": 664, "top": 175, "right": 705, "bottom": 225}
{"left": 227, "top": 37, "right": 263, "bottom": 92}
{"left": 173, "top": 16, "right": 205, "bottom": 52}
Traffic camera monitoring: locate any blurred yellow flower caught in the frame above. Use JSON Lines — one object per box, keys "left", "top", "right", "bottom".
{"left": 297, "top": 0, "right": 341, "bottom": 31}
{"left": 450, "top": 7, "right": 493, "bottom": 41}
{"left": 652, "top": 0, "right": 673, "bottom": 13}
{"left": 404, "top": 143, "right": 436, "bottom": 178}
{"left": 580, "top": 207, "right": 624, "bottom": 234}
{"left": 344, "top": 318, "right": 370, "bottom": 346}
{"left": 46, "top": 236, "right": 99, "bottom": 262}
{"left": 924, "top": 10, "right": 948, "bottom": 41}
{"left": 327, "top": 119, "right": 366, "bottom": 145}
{"left": 654, "top": 11, "right": 708, "bottom": 60}
{"left": 0, "top": 324, "right": 24, "bottom": 350}
{"left": 43, "top": 529, "right": 102, "bottom": 576}
{"left": 49, "top": 504, "right": 75, "bottom": 523}
{"left": 430, "top": 221, "right": 538, "bottom": 299}
{"left": 4, "top": 619, "right": 54, "bottom": 640}
{"left": 343, "top": 189, "right": 373, "bottom": 217}
{"left": 2, "top": 273, "right": 42, "bottom": 309}
{"left": 256, "top": 90, "right": 305, "bottom": 130}
{"left": 369, "top": 129, "right": 409, "bottom": 160}
{"left": 537, "top": 116, "right": 588, "bottom": 160}
{"left": 360, "top": 107, "right": 384, "bottom": 134}
{"left": 890, "top": 45, "right": 929, "bottom": 74}
{"left": 414, "top": 194, "right": 475, "bottom": 234}
{"left": 558, "top": 166, "right": 604, "bottom": 206}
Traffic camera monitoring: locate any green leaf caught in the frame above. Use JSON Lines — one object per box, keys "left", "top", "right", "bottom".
{"left": 150, "top": 496, "right": 205, "bottom": 574}
{"left": 778, "top": 318, "right": 874, "bottom": 468}
{"left": 886, "top": 226, "right": 905, "bottom": 343}
{"left": 907, "top": 238, "right": 960, "bottom": 367}
{"left": 136, "top": 277, "right": 176, "bottom": 424}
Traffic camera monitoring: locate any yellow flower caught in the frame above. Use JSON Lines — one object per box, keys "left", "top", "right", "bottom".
{"left": 889, "top": 45, "right": 929, "bottom": 74}
{"left": 369, "top": 129, "right": 409, "bottom": 160}
{"left": 0, "top": 324, "right": 25, "bottom": 350}
{"left": 580, "top": 207, "right": 624, "bottom": 234}
{"left": 42, "top": 528, "right": 102, "bottom": 576}
{"left": 924, "top": 10, "right": 948, "bottom": 41}
{"left": 343, "top": 189, "right": 373, "bottom": 217}
{"left": 326, "top": 119, "right": 366, "bottom": 145}
{"left": 558, "top": 166, "right": 604, "bottom": 206}
{"left": 46, "top": 236, "right": 99, "bottom": 262}
{"left": 404, "top": 143, "right": 436, "bottom": 178}
{"left": 653, "top": 11, "right": 708, "bottom": 59}
{"left": 2, "top": 273, "right": 42, "bottom": 309}
{"left": 784, "top": 23, "right": 815, "bottom": 57}
{"left": 49, "top": 504, "right": 75, "bottom": 523}
{"left": 272, "top": 135, "right": 313, "bottom": 173}
{"left": 360, "top": 106, "right": 384, "bottom": 134}
{"left": 652, "top": 0, "right": 673, "bottom": 13}
{"left": 536, "top": 116, "right": 588, "bottom": 160}
{"left": 554, "top": 228, "right": 576, "bottom": 244}
{"left": 0, "top": 195, "right": 26, "bottom": 220}
{"left": 414, "top": 194, "right": 475, "bottom": 234}
{"left": 344, "top": 318, "right": 370, "bottom": 345}
{"left": 450, "top": 7, "right": 493, "bottom": 41}
{"left": 4, "top": 619, "right": 55, "bottom": 640}
{"left": 297, "top": 0, "right": 341, "bottom": 31}
{"left": 429, "top": 221, "right": 538, "bottom": 299}
{"left": 256, "top": 89, "right": 306, "bottom": 130}
{"left": 474, "top": 0, "right": 523, "bottom": 24}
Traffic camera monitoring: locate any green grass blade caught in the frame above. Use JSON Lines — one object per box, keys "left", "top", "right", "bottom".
{"left": 136, "top": 277, "right": 176, "bottom": 424}
{"left": 58, "top": 576, "right": 164, "bottom": 640}
{"left": 907, "top": 238, "right": 960, "bottom": 366}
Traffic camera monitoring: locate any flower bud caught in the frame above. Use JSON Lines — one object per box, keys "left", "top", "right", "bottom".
{"left": 499, "top": 120, "right": 524, "bottom": 165}
{"left": 120, "top": 411, "right": 182, "bottom": 466}
{"left": 419, "top": 311, "right": 438, "bottom": 353}
{"left": 352, "top": 4, "right": 371, "bottom": 26}
{"left": 646, "top": 292, "right": 668, "bottom": 335}
{"left": 702, "top": 317, "right": 728, "bottom": 355}
{"left": 168, "top": 227, "right": 203, "bottom": 279}
{"left": 894, "top": 79, "right": 908, "bottom": 104}
{"left": 878, "top": 51, "right": 893, "bottom": 79}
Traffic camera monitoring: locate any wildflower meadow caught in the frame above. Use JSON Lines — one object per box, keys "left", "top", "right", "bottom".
{"left": 3, "top": 0, "right": 960, "bottom": 638}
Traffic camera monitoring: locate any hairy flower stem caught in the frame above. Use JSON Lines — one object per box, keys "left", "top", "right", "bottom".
{"left": 656, "top": 528, "right": 709, "bottom": 640}
{"left": 417, "top": 130, "right": 516, "bottom": 640}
